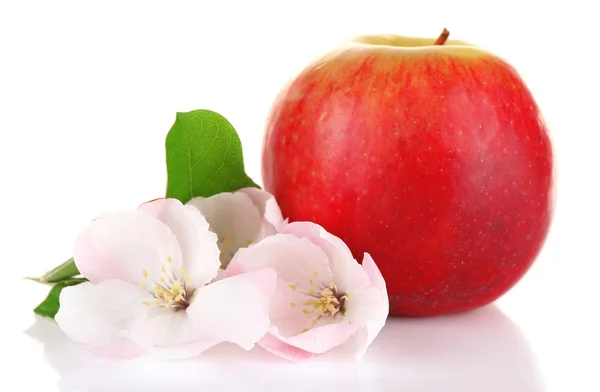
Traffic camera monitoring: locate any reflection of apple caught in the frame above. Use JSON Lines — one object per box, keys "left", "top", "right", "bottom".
{"left": 364, "top": 305, "right": 544, "bottom": 391}
{"left": 262, "top": 29, "right": 554, "bottom": 316}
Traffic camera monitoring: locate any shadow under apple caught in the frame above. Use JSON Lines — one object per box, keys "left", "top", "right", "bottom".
{"left": 25, "top": 304, "right": 543, "bottom": 392}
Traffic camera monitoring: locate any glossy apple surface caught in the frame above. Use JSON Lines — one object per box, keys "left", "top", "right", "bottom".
{"left": 261, "top": 32, "right": 554, "bottom": 317}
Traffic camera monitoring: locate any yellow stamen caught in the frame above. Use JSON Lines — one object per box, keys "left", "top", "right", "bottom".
{"left": 140, "top": 282, "right": 147, "bottom": 289}
{"left": 179, "top": 268, "right": 185, "bottom": 275}
{"left": 312, "top": 318, "right": 319, "bottom": 324}
{"left": 309, "top": 278, "right": 313, "bottom": 285}
{"left": 246, "top": 239, "right": 252, "bottom": 245}
{"left": 313, "top": 270, "right": 318, "bottom": 277}
{"left": 153, "top": 280, "right": 186, "bottom": 308}
{"left": 288, "top": 283, "right": 297, "bottom": 290}
{"left": 167, "top": 256, "right": 173, "bottom": 263}
{"left": 142, "top": 268, "right": 148, "bottom": 278}
{"left": 225, "top": 236, "right": 231, "bottom": 245}
{"left": 289, "top": 302, "right": 296, "bottom": 307}
{"left": 304, "top": 282, "right": 346, "bottom": 317}
{"left": 160, "top": 276, "right": 165, "bottom": 282}
{"left": 141, "top": 301, "right": 150, "bottom": 307}
{"left": 301, "top": 328, "right": 309, "bottom": 333}
{"left": 161, "top": 264, "right": 166, "bottom": 272}
{"left": 186, "top": 277, "right": 192, "bottom": 283}
{"left": 303, "top": 309, "right": 309, "bottom": 315}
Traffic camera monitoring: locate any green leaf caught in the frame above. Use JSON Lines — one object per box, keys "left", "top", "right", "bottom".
{"left": 33, "top": 278, "right": 87, "bottom": 319}
{"left": 165, "top": 109, "right": 260, "bottom": 204}
{"left": 27, "top": 258, "right": 80, "bottom": 284}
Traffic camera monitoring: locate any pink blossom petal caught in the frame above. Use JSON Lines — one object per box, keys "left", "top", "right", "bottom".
{"left": 361, "top": 252, "right": 387, "bottom": 293}
{"left": 277, "top": 218, "right": 290, "bottom": 232}
{"left": 237, "top": 187, "right": 285, "bottom": 234}
{"left": 73, "top": 211, "right": 182, "bottom": 285}
{"left": 125, "top": 310, "right": 220, "bottom": 359}
{"left": 280, "top": 222, "right": 370, "bottom": 293}
{"left": 138, "top": 198, "right": 221, "bottom": 287}
{"left": 187, "top": 192, "right": 263, "bottom": 267}
{"left": 186, "top": 269, "right": 277, "bottom": 350}
{"left": 55, "top": 280, "right": 149, "bottom": 357}
{"left": 212, "top": 267, "right": 226, "bottom": 282}
{"left": 346, "top": 253, "right": 389, "bottom": 358}
{"left": 258, "top": 331, "right": 314, "bottom": 362}
{"left": 264, "top": 279, "right": 323, "bottom": 338}
{"left": 226, "top": 234, "right": 333, "bottom": 291}
{"left": 270, "top": 323, "right": 357, "bottom": 355}
{"left": 346, "top": 286, "right": 388, "bottom": 357}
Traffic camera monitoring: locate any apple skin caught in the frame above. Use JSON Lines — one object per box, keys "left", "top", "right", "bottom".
{"left": 261, "top": 34, "right": 555, "bottom": 317}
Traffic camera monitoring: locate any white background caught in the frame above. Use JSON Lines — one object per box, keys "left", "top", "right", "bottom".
{"left": 1, "top": 0, "right": 599, "bottom": 391}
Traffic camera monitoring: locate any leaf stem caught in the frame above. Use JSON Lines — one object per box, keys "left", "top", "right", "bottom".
{"left": 27, "top": 258, "right": 80, "bottom": 284}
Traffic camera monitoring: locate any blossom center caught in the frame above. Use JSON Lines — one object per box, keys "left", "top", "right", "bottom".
{"left": 153, "top": 280, "right": 190, "bottom": 308}
{"left": 140, "top": 257, "right": 193, "bottom": 310}
{"left": 305, "top": 282, "right": 348, "bottom": 317}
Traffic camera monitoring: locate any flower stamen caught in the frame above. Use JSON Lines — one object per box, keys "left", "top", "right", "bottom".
{"left": 304, "top": 282, "right": 347, "bottom": 317}
{"left": 140, "top": 257, "right": 194, "bottom": 309}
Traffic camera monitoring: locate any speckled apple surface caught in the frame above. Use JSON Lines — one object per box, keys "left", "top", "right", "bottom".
{"left": 262, "top": 34, "right": 554, "bottom": 317}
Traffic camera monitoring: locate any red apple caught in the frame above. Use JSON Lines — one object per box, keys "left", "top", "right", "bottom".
{"left": 261, "top": 29, "right": 555, "bottom": 317}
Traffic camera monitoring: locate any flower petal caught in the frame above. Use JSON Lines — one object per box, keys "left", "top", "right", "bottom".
{"left": 258, "top": 331, "right": 314, "bottom": 362}
{"left": 361, "top": 252, "right": 387, "bottom": 293}
{"left": 280, "top": 222, "right": 370, "bottom": 293}
{"left": 226, "top": 234, "right": 333, "bottom": 292}
{"left": 212, "top": 267, "right": 226, "bottom": 282}
{"left": 138, "top": 198, "right": 221, "bottom": 287}
{"left": 226, "top": 232, "right": 364, "bottom": 358}
{"left": 125, "top": 310, "right": 220, "bottom": 359}
{"left": 187, "top": 192, "right": 263, "bottom": 267}
{"left": 186, "top": 269, "right": 277, "bottom": 350}
{"left": 346, "top": 287, "right": 388, "bottom": 358}
{"left": 55, "top": 280, "right": 149, "bottom": 357}
{"left": 269, "top": 323, "right": 357, "bottom": 355}
{"left": 346, "top": 253, "right": 389, "bottom": 358}
{"left": 73, "top": 211, "right": 182, "bottom": 285}
{"left": 237, "top": 187, "right": 285, "bottom": 234}
{"left": 264, "top": 279, "right": 322, "bottom": 338}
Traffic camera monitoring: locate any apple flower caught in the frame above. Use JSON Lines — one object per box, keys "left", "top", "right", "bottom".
{"left": 187, "top": 187, "right": 285, "bottom": 269}
{"left": 55, "top": 198, "right": 277, "bottom": 359}
{"left": 225, "top": 221, "right": 389, "bottom": 361}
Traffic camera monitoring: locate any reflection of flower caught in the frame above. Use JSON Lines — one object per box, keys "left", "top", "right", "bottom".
{"left": 187, "top": 188, "right": 285, "bottom": 268}
{"left": 226, "top": 221, "right": 389, "bottom": 361}
{"left": 56, "top": 198, "right": 276, "bottom": 359}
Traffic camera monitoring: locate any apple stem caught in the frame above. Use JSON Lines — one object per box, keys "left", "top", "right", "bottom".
{"left": 434, "top": 28, "right": 450, "bottom": 45}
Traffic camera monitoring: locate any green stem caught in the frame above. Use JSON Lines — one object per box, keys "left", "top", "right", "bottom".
{"left": 26, "top": 257, "right": 80, "bottom": 284}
